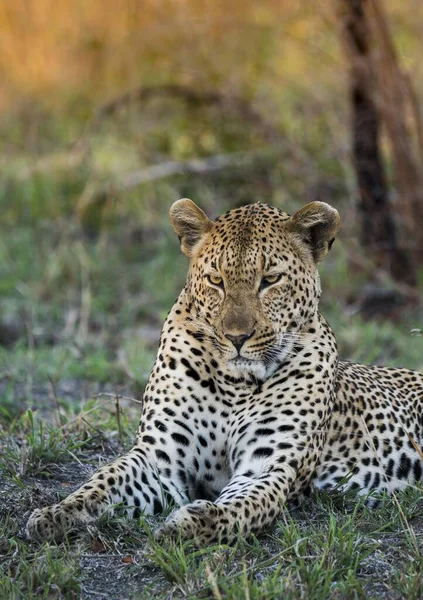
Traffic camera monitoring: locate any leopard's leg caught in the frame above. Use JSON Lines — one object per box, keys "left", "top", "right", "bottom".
{"left": 26, "top": 445, "right": 188, "bottom": 542}
{"left": 156, "top": 463, "right": 296, "bottom": 545}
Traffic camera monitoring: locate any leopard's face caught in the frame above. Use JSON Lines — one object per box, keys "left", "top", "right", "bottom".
{"left": 170, "top": 200, "right": 340, "bottom": 380}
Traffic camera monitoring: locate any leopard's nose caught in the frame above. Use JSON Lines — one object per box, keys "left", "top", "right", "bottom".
{"left": 225, "top": 331, "right": 255, "bottom": 352}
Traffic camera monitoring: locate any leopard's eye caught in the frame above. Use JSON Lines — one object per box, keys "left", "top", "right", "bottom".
{"left": 207, "top": 274, "right": 224, "bottom": 287}
{"left": 260, "top": 274, "right": 282, "bottom": 289}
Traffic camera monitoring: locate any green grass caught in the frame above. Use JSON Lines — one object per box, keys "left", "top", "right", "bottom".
{"left": 0, "top": 410, "right": 90, "bottom": 478}
{"left": 0, "top": 536, "right": 81, "bottom": 600}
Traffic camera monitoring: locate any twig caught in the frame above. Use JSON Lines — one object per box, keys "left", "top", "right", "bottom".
{"left": 81, "top": 589, "right": 110, "bottom": 598}
{"left": 66, "top": 449, "right": 84, "bottom": 467}
{"left": 79, "top": 554, "right": 128, "bottom": 559}
{"left": 80, "top": 416, "right": 108, "bottom": 441}
{"left": 48, "top": 376, "right": 64, "bottom": 427}
{"left": 93, "top": 392, "right": 143, "bottom": 405}
{"left": 115, "top": 393, "right": 123, "bottom": 447}
{"left": 59, "top": 402, "right": 109, "bottom": 431}
{"left": 23, "top": 307, "right": 34, "bottom": 402}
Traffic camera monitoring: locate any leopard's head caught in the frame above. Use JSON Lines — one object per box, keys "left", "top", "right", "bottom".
{"left": 170, "top": 200, "right": 339, "bottom": 380}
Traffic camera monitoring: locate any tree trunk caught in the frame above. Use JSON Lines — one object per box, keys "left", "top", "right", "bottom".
{"left": 338, "top": 0, "right": 421, "bottom": 287}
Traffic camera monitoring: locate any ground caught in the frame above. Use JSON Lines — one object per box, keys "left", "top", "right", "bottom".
{"left": 1, "top": 106, "right": 423, "bottom": 598}
{"left": 3, "top": 437, "right": 423, "bottom": 599}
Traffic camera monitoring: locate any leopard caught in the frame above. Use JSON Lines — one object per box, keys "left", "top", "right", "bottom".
{"left": 26, "top": 199, "right": 423, "bottom": 546}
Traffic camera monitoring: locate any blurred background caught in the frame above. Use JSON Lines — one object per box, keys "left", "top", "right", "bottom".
{"left": 1, "top": 0, "right": 423, "bottom": 422}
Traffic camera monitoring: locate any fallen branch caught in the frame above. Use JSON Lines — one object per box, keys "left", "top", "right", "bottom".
{"left": 76, "top": 150, "right": 260, "bottom": 218}
{"left": 114, "top": 151, "right": 257, "bottom": 189}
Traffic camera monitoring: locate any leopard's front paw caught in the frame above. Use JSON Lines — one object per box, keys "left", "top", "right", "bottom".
{"left": 26, "top": 505, "right": 66, "bottom": 542}
{"left": 155, "top": 500, "right": 229, "bottom": 545}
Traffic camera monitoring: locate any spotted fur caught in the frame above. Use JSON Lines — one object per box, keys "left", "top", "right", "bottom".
{"left": 26, "top": 200, "right": 423, "bottom": 545}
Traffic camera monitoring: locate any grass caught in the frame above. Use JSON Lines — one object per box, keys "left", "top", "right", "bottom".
{"left": 0, "top": 530, "right": 81, "bottom": 600}
{"left": 1, "top": 415, "right": 83, "bottom": 479}
{"left": 1, "top": 93, "right": 423, "bottom": 598}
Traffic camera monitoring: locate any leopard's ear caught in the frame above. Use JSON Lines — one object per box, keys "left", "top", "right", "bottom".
{"left": 288, "top": 201, "right": 340, "bottom": 263}
{"left": 169, "top": 199, "right": 213, "bottom": 258}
